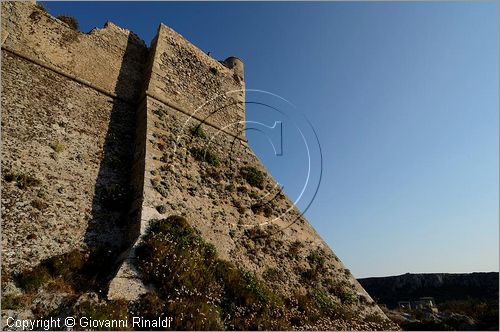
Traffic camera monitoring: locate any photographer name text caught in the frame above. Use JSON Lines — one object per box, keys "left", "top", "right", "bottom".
{"left": 4, "top": 316, "right": 173, "bottom": 330}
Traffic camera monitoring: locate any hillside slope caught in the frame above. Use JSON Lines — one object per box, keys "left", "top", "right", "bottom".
{"left": 358, "top": 272, "right": 499, "bottom": 330}
{"left": 358, "top": 272, "right": 498, "bottom": 307}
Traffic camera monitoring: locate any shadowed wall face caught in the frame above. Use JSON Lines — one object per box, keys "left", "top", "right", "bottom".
{"left": 84, "top": 32, "right": 149, "bottom": 288}
{"left": 0, "top": 3, "right": 148, "bottom": 275}
{"left": 1, "top": 51, "right": 122, "bottom": 274}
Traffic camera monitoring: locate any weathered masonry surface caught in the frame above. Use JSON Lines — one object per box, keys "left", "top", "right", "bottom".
{"left": 1, "top": 2, "right": 245, "bottom": 277}
{"left": 2, "top": 2, "right": 389, "bottom": 326}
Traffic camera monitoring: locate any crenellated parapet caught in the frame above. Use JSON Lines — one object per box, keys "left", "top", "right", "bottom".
{"left": 1, "top": 1, "right": 147, "bottom": 102}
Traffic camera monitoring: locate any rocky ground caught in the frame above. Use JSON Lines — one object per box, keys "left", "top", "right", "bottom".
{"left": 359, "top": 272, "right": 499, "bottom": 330}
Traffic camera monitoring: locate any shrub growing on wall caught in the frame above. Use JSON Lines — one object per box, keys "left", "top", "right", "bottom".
{"left": 135, "top": 216, "right": 290, "bottom": 330}
{"left": 56, "top": 15, "right": 79, "bottom": 31}
{"left": 240, "top": 166, "right": 265, "bottom": 189}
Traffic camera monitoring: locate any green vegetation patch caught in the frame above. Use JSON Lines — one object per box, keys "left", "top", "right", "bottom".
{"left": 307, "top": 250, "right": 326, "bottom": 269}
{"left": 310, "top": 288, "right": 339, "bottom": 315}
{"left": 11, "top": 220, "right": 384, "bottom": 330}
{"left": 50, "top": 141, "right": 65, "bottom": 153}
{"left": 191, "top": 125, "right": 207, "bottom": 139}
{"left": 151, "top": 178, "right": 168, "bottom": 197}
{"left": 1, "top": 293, "right": 31, "bottom": 310}
{"left": 17, "top": 265, "right": 52, "bottom": 292}
{"left": 16, "top": 250, "right": 88, "bottom": 292}
{"left": 301, "top": 250, "right": 327, "bottom": 283}
{"left": 153, "top": 108, "right": 167, "bottom": 120}
{"left": 251, "top": 202, "right": 273, "bottom": 217}
{"left": 240, "top": 166, "right": 265, "bottom": 189}
{"left": 15, "top": 247, "right": 117, "bottom": 294}
{"left": 72, "top": 300, "right": 129, "bottom": 330}
{"left": 209, "top": 67, "right": 219, "bottom": 75}
{"left": 326, "top": 279, "right": 358, "bottom": 305}
{"left": 190, "top": 147, "right": 220, "bottom": 167}
{"left": 136, "top": 216, "right": 290, "bottom": 330}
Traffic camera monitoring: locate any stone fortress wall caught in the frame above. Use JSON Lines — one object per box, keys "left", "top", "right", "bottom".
{"left": 1, "top": 1, "right": 245, "bottom": 276}
{"left": 1, "top": 2, "right": 147, "bottom": 275}
{"left": 1, "top": 2, "right": 391, "bottom": 328}
{"left": 1, "top": 1, "right": 146, "bottom": 102}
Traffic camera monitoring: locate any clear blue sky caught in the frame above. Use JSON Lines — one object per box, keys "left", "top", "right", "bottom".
{"left": 43, "top": 1, "right": 498, "bottom": 278}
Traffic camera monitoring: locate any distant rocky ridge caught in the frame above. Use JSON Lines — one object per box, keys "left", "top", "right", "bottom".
{"left": 358, "top": 272, "right": 499, "bottom": 330}
{"left": 358, "top": 272, "right": 499, "bottom": 307}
